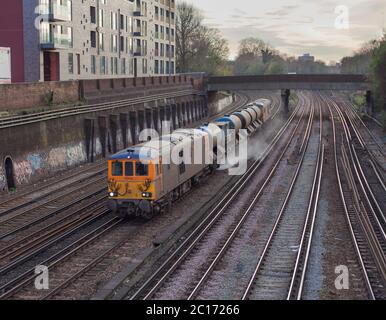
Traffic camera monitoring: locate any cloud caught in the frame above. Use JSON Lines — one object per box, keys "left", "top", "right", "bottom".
{"left": 191, "top": 0, "right": 386, "bottom": 61}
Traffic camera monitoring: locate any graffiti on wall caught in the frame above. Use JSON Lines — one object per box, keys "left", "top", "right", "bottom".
{"left": 66, "top": 142, "right": 86, "bottom": 166}
{"left": 27, "top": 154, "right": 43, "bottom": 174}
{"left": 95, "top": 138, "right": 102, "bottom": 156}
{"left": 14, "top": 160, "right": 33, "bottom": 185}
{"left": 47, "top": 148, "right": 67, "bottom": 168}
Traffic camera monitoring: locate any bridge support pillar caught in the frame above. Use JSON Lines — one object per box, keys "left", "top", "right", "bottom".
{"left": 98, "top": 116, "right": 108, "bottom": 157}
{"left": 145, "top": 108, "right": 153, "bottom": 130}
{"left": 176, "top": 103, "right": 183, "bottom": 128}
{"left": 181, "top": 102, "right": 187, "bottom": 127}
{"left": 109, "top": 114, "right": 119, "bottom": 153}
{"left": 189, "top": 101, "right": 194, "bottom": 123}
{"left": 152, "top": 107, "right": 160, "bottom": 133}
{"left": 281, "top": 89, "right": 290, "bottom": 114}
{"left": 366, "top": 90, "right": 374, "bottom": 117}
{"left": 137, "top": 109, "right": 146, "bottom": 136}
{"left": 129, "top": 111, "right": 138, "bottom": 145}
{"left": 84, "top": 118, "right": 95, "bottom": 163}
{"left": 171, "top": 104, "right": 177, "bottom": 130}
{"left": 119, "top": 113, "right": 128, "bottom": 149}
{"left": 165, "top": 105, "right": 172, "bottom": 131}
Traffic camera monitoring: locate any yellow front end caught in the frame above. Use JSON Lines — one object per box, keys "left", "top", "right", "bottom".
{"left": 108, "top": 159, "right": 161, "bottom": 201}
{"left": 108, "top": 177, "right": 157, "bottom": 201}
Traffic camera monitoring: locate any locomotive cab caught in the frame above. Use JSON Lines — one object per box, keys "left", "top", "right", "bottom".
{"left": 107, "top": 151, "right": 162, "bottom": 218}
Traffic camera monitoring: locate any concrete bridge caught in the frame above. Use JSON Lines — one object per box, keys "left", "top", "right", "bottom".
{"left": 207, "top": 74, "right": 371, "bottom": 91}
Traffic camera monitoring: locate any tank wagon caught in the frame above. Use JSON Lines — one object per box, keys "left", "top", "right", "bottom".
{"left": 107, "top": 99, "right": 271, "bottom": 218}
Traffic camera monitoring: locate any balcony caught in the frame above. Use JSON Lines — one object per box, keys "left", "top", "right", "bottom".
{"left": 133, "top": 28, "right": 142, "bottom": 37}
{"left": 133, "top": 49, "right": 142, "bottom": 57}
{"left": 40, "top": 31, "right": 72, "bottom": 50}
{"left": 41, "top": 0, "right": 71, "bottom": 22}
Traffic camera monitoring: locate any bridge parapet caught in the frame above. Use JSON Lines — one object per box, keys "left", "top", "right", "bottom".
{"left": 208, "top": 74, "right": 371, "bottom": 91}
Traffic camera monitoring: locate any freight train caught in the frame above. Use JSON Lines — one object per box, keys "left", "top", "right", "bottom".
{"left": 107, "top": 99, "right": 271, "bottom": 219}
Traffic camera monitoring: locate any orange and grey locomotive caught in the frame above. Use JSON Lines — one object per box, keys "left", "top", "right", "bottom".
{"left": 107, "top": 99, "right": 271, "bottom": 218}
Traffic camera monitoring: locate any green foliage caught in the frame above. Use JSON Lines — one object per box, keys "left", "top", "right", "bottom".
{"left": 352, "top": 94, "right": 366, "bottom": 113}
{"left": 43, "top": 90, "right": 54, "bottom": 107}
{"left": 265, "top": 61, "right": 285, "bottom": 74}
{"left": 371, "top": 37, "right": 386, "bottom": 111}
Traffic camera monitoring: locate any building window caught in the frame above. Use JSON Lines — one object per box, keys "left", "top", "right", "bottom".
{"left": 142, "top": 58, "right": 147, "bottom": 74}
{"left": 91, "top": 55, "right": 96, "bottom": 74}
{"left": 111, "top": 34, "right": 117, "bottom": 52}
{"left": 90, "top": 31, "right": 96, "bottom": 48}
{"left": 110, "top": 12, "right": 117, "bottom": 30}
{"left": 120, "top": 36, "right": 124, "bottom": 52}
{"left": 98, "top": 9, "right": 104, "bottom": 27}
{"left": 114, "top": 57, "right": 118, "bottom": 75}
{"left": 100, "top": 56, "right": 106, "bottom": 74}
{"left": 120, "top": 14, "right": 124, "bottom": 30}
{"left": 121, "top": 58, "right": 126, "bottom": 74}
{"left": 99, "top": 33, "right": 104, "bottom": 51}
{"left": 67, "top": 0, "right": 73, "bottom": 21}
{"left": 90, "top": 6, "right": 96, "bottom": 24}
{"left": 68, "top": 53, "right": 74, "bottom": 74}
{"left": 155, "top": 60, "right": 159, "bottom": 75}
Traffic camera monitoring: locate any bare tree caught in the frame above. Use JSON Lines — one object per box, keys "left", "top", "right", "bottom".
{"left": 176, "top": 1, "right": 229, "bottom": 75}
{"left": 176, "top": 2, "right": 202, "bottom": 73}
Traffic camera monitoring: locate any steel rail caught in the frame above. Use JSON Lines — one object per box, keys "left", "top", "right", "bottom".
{"left": 0, "top": 215, "right": 120, "bottom": 299}
{"left": 186, "top": 94, "right": 311, "bottom": 300}
{"left": 127, "top": 94, "right": 302, "bottom": 300}
{"left": 323, "top": 92, "right": 382, "bottom": 299}
{"left": 0, "top": 161, "right": 105, "bottom": 212}
{"left": 242, "top": 97, "right": 315, "bottom": 300}
{"left": 0, "top": 174, "right": 106, "bottom": 225}
{"left": 287, "top": 94, "right": 324, "bottom": 300}
{"left": 0, "top": 195, "right": 107, "bottom": 261}
{"left": 0, "top": 208, "right": 110, "bottom": 279}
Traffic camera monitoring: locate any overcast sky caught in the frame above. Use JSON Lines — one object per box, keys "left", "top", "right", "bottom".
{"left": 186, "top": 0, "right": 386, "bottom": 62}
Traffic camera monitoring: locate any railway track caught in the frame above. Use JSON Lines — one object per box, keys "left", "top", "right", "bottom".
{"left": 0, "top": 90, "right": 261, "bottom": 300}
{"left": 240, "top": 94, "right": 321, "bottom": 300}
{"left": 124, "top": 92, "right": 309, "bottom": 300}
{"left": 322, "top": 93, "right": 386, "bottom": 300}
{"left": 0, "top": 173, "right": 107, "bottom": 241}
{"left": 0, "top": 161, "right": 106, "bottom": 216}
{"left": 0, "top": 212, "right": 120, "bottom": 299}
{"left": 0, "top": 89, "right": 199, "bottom": 129}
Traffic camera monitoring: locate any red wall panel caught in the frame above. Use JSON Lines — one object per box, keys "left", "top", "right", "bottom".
{"left": 0, "top": 0, "right": 25, "bottom": 82}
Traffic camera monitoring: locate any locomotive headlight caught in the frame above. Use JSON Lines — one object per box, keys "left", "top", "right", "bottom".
{"left": 109, "top": 192, "right": 116, "bottom": 197}
{"left": 142, "top": 192, "right": 152, "bottom": 198}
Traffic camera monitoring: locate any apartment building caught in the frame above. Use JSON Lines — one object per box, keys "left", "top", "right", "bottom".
{"left": 0, "top": 0, "right": 176, "bottom": 82}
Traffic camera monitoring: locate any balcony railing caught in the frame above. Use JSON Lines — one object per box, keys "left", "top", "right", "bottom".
{"left": 40, "top": 0, "right": 71, "bottom": 22}
{"left": 40, "top": 32, "right": 72, "bottom": 50}
{"left": 133, "top": 27, "right": 141, "bottom": 37}
{"left": 133, "top": 48, "right": 142, "bottom": 56}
